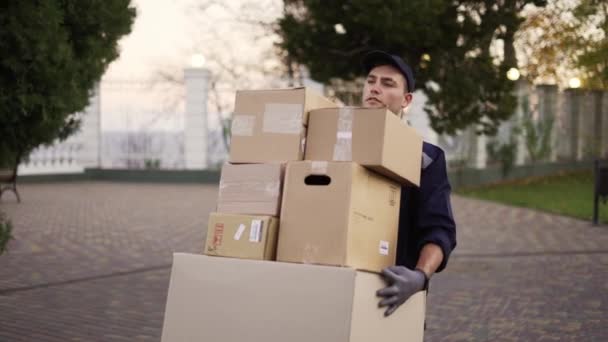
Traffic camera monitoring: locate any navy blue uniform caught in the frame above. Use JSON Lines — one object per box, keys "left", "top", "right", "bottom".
{"left": 396, "top": 142, "right": 457, "bottom": 272}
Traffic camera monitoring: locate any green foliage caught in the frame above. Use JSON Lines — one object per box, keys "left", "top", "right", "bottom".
{"left": 486, "top": 134, "right": 518, "bottom": 178}
{"left": 144, "top": 159, "right": 161, "bottom": 170}
{"left": 0, "top": 144, "right": 16, "bottom": 169}
{"left": 520, "top": 96, "right": 553, "bottom": 163}
{"left": 572, "top": 0, "right": 607, "bottom": 89}
{"left": 0, "top": 1, "right": 136, "bottom": 168}
{"left": 0, "top": 212, "right": 13, "bottom": 255}
{"left": 516, "top": 0, "right": 606, "bottom": 89}
{"left": 276, "top": 0, "right": 546, "bottom": 135}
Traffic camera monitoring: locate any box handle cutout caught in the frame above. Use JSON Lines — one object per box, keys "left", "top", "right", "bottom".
{"left": 304, "top": 175, "right": 331, "bottom": 186}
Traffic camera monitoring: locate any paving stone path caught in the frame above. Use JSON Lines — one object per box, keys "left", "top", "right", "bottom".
{"left": 0, "top": 182, "right": 606, "bottom": 341}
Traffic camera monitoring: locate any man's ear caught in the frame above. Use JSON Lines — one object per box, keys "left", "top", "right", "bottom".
{"left": 401, "top": 93, "right": 413, "bottom": 109}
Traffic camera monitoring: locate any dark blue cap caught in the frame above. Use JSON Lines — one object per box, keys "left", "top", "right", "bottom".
{"left": 362, "top": 50, "right": 415, "bottom": 92}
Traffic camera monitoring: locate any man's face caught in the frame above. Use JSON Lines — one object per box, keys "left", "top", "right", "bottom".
{"left": 362, "top": 64, "right": 412, "bottom": 115}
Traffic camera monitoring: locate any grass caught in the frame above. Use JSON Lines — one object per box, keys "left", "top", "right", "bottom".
{"left": 456, "top": 170, "right": 608, "bottom": 225}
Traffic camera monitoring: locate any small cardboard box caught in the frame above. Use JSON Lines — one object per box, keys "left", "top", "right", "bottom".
{"left": 217, "top": 162, "right": 284, "bottom": 216}
{"left": 305, "top": 107, "right": 423, "bottom": 186}
{"left": 204, "top": 213, "right": 279, "bottom": 261}
{"left": 277, "top": 161, "right": 401, "bottom": 273}
{"left": 161, "top": 253, "right": 426, "bottom": 342}
{"left": 229, "top": 87, "right": 337, "bottom": 163}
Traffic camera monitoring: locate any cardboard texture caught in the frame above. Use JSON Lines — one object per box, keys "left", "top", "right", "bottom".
{"left": 230, "top": 87, "right": 338, "bottom": 163}
{"left": 217, "top": 162, "right": 285, "bottom": 216}
{"left": 305, "top": 107, "right": 423, "bottom": 186}
{"left": 161, "top": 253, "right": 425, "bottom": 342}
{"left": 204, "top": 213, "right": 279, "bottom": 260}
{"left": 277, "top": 161, "right": 401, "bottom": 273}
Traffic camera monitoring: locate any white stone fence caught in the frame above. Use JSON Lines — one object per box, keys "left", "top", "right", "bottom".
{"left": 18, "top": 142, "right": 85, "bottom": 175}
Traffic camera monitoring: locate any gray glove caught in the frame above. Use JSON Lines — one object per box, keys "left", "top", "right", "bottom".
{"left": 376, "top": 266, "right": 427, "bottom": 317}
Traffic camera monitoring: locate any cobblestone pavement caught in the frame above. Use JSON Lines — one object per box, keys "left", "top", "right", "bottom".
{"left": 0, "top": 182, "right": 606, "bottom": 341}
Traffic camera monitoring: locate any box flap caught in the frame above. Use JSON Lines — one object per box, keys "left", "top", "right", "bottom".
{"left": 349, "top": 271, "right": 426, "bottom": 342}
{"left": 382, "top": 111, "right": 422, "bottom": 186}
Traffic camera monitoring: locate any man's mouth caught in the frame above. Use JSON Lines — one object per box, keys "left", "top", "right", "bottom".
{"left": 366, "top": 97, "right": 383, "bottom": 104}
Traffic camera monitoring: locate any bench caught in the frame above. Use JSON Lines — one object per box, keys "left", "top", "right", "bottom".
{"left": 593, "top": 159, "right": 608, "bottom": 225}
{"left": 0, "top": 167, "right": 20, "bottom": 203}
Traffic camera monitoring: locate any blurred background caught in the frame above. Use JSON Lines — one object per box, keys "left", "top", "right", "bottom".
{"left": 0, "top": 1, "right": 606, "bottom": 341}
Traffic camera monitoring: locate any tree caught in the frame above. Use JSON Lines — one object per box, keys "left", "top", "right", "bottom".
{"left": 0, "top": 1, "right": 136, "bottom": 174}
{"left": 276, "top": 0, "right": 546, "bottom": 135}
{"left": 572, "top": 0, "right": 607, "bottom": 89}
{"left": 515, "top": 0, "right": 607, "bottom": 89}
{"left": 156, "top": 0, "right": 285, "bottom": 155}
{"left": 520, "top": 96, "right": 553, "bottom": 163}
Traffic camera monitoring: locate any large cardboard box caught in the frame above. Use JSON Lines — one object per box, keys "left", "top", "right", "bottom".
{"left": 217, "top": 162, "right": 284, "bottom": 216}
{"left": 205, "top": 213, "right": 279, "bottom": 260}
{"left": 305, "top": 107, "right": 423, "bottom": 186}
{"left": 230, "top": 87, "right": 337, "bottom": 163}
{"left": 277, "top": 161, "right": 401, "bottom": 273}
{"left": 161, "top": 253, "right": 426, "bottom": 342}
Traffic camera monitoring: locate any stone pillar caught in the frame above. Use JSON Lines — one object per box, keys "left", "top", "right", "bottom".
{"left": 184, "top": 67, "right": 211, "bottom": 169}
{"left": 591, "top": 90, "right": 605, "bottom": 159}
{"left": 466, "top": 126, "right": 486, "bottom": 169}
{"left": 536, "top": 84, "right": 558, "bottom": 161}
{"left": 77, "top": 84, "right": 101, "bottom": 168}
{"left": 563, "top": 89, "right": 582, "bottom": 160}
{"left": 600, "top": 91, "right": 608, "bottom": 159}
{"left": 474, "top": 133, "right": 487, "bottom": 169}
{"left": 579, "top": 90, "right": 596, "bottom": 160}
{"left": 513, "top": 79, "right": 531, "bottom": 165}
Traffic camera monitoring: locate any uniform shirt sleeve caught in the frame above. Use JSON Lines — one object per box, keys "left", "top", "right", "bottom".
{"left": 415, "top": 148, "right": 457, "bottom": 272}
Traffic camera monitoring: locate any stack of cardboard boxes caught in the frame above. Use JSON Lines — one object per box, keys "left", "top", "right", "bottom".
{"left": 161, "top": 87, "right": 426, "bottom": 342}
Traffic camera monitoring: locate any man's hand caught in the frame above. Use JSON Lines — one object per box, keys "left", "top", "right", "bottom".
{"left": 376, "top": 266, "right": 427, "bottom": 317}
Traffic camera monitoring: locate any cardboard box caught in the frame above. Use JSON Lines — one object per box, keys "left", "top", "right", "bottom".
{"left": 161, "top": 253, "right": 426, "bottom": 342}
{"left": 205, "top": 213, "right": 279, "bottom": 260}
{"left": 217, "top": 162, "right": 284, "bottom": 216}
{"left": 277, "top": 161, "right": 401, "bottom": 273}
{"left": 230, "top": 87, "right": 337, "bottom": 163}
{"left": 305, "top": 107, "right": 423, "bottom": 186}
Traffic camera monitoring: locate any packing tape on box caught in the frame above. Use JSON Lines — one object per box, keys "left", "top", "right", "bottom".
{"left": 219, "top": 180, "right": 281, "bottom": 197}
{"left": 333, "top": 107, "right": 353, "bottom": 161}
{"left": 311, "top": 161, "right": 328, "bottom": 174}
{"left": 231, "top": 115, "right": 255, "bottom": 136}
{"left": 263, "top": 103, "right": 304, "bottom": 134}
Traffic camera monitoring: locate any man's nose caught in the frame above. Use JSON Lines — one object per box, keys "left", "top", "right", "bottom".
{"left": 370, "top": 82, "right": 381, "bottom": 94}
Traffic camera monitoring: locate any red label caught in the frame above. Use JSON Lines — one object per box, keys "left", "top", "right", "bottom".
{"left": 212, "top": 223, "right": 224, "bottom": 247}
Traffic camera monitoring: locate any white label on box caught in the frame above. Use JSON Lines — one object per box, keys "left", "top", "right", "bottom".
{"left": 379, "top": 240, "right": 390, "bottom": 256}
{"left": 263, "top": 103, "right": 303, "bottom": 134}
{"left": 311, "top": 161, "right": 328, "bottom": 174}
{"left": 337, "top": 131, "right": 352, "bottom": 139}
{"left": 249, "top": 220, "right": 264, "bottom": 243}
{"left": 231, "top": 115, "right": 255, "bottom": 136}
{"left": 234, "top": 224, "right": 246, "bottom": 241}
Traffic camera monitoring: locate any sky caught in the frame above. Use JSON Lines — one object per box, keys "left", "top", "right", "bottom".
{"left": 100, "top": 0, "right": 283, "bottom": 132}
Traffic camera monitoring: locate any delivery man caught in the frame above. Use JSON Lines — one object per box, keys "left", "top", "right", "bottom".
{"left": 360, "top": 50, "right": 457, "bottom": 317}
